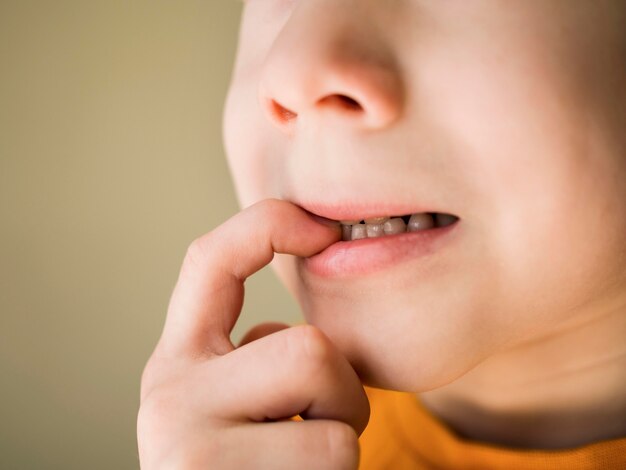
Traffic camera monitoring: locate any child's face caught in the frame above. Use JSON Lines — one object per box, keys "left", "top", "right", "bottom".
{"left": 222, "top": 1, "right": 626, "bottom": 391}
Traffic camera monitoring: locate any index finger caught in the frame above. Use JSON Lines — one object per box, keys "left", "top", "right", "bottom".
{"left": 156, "top": 198, "right": 341, "bottom": 359}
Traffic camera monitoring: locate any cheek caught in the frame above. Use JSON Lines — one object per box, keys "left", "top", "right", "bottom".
{"left": 293, "top": 270, "right": 501, "bottom": 392}
{"left": 426, "top": 28, "right": 626, "bottom": 333}
{"left": 222, "top": 82, "right": 278, "bottom": 208}
{"left": 487, "top": 108, "right": 626, "bottom": 333}
{"left": 503, "top": 177, "right": 626, "bottom": 330}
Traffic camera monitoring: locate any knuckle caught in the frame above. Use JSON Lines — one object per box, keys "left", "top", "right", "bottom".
{"left": 250, "top": 198, "right": 290, "bottom": 222}
{"left": 303, "top": 324, "right": 334, "bottom": 362}
{"left": 180, "top": 233, "right": 224, "bottom": 282}
{"left": 139, "top": 360, "right": 156, "bottom": 402}
{"left": 137, "top": 384, "right": 190, "bottom": 450}
{"left": 138, "top": 385, "right": 177, "bottom": 427}
{"left": 139, "top": 354, "right": 166, "bottom": 402}
{"left": 325, "top": 422, "right": 360, "bottom": 470}
{"left": 139, "top": 350, "right": 176, "bottom": 402}
{"left": 160, "top": 435, "right": 223, "bottom": 470}
{"left": 293, "top": 324, "right": 334, "bottom": 369}
{"left": 138, "top": 359, "right": 192, "bottom": 422}
{"left": 138, "top": 390, "right": 224, "bottom": 469}
{"left": 183, "top": 236, "right": 209, "bottom": 273}
{"left": 137, "top": 391, "right": 169, "bottom": 446}
{"left": 252, "top": 197, "right": 283, "bottom": 213}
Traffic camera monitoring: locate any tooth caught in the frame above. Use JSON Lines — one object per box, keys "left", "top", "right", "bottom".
{"left": 383, "top": 217, "right": 407, "bottom": 235}
{"left": 365, "top": 223, "right": 385, "bottom": 238}
{"left": 341, "top": 224, "right": 352, "bottom": 241}
{"left": 407, "top": 213, "right": 435, "bottom": 232}
{"left": 351, "top": 224, "right": 367, "bottom": 240}
{"left": 435, "top": 213, "right": 458, "bottom": 227}
{"left": 340, "top": 220, "right": 360, "bottom": 225}
{"left": 364, "top": 216, "right": 389, "bottom": 224}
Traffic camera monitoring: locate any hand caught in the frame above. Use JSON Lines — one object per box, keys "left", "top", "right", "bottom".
{"left": 137, "top": 199, "right": 370, "bottom": 469}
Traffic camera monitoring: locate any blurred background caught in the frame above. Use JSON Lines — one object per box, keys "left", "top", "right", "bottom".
{"left": 0, "top": 1, "right": 304, "bottom": 468}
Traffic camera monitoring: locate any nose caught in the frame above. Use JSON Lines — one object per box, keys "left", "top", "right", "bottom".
{"left": 258, "top": 1, "right": 404, "bottom": 134}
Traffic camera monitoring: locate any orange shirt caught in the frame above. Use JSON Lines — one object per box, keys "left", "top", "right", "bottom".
{"left": 358, "top": 385, "right": 626, "bottom": 469}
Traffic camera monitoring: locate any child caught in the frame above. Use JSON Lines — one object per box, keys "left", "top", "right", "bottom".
{"left": 137, "top": 1, "right": 626, "bottom": 468}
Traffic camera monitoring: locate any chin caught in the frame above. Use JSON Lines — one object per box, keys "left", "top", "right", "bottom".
{"left": 271, "top": 251, "right": 488, "bottom": 393}
{"left": 300, "top": 306, "right": 481, "bottom": 393}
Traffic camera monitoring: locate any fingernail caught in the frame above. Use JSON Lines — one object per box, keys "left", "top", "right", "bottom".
{"left": 308, "top": 213, "right": 341, "bottom": 229}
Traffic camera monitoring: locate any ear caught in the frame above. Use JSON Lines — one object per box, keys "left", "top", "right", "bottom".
{"left": 236, "top": 322, "right": 291, "bottom": 348}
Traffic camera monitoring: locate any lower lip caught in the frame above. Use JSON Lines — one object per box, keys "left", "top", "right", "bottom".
{"left": 301, "top": 220, "right": 461, "bottom": 278}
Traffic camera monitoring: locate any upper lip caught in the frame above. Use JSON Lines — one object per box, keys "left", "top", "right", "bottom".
{"left": 293, "top": 199, "right": 456, "bottom": 222}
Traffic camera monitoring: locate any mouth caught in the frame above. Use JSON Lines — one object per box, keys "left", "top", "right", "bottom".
{"left": 296, "top": 202, "right": 462, "bottom": 278}
{"left": 338, "top": 212, "right": 458, "bottom": 241}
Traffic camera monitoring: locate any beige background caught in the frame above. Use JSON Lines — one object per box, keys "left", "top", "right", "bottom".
{"left": 0, "top": 1, "right": 303, "bottom": 468}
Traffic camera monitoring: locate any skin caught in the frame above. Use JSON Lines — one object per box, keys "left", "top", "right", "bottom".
{"left": 134, "top": 1, "right": 626, "bottom": 465}
{"left": 138, "top": 202, "right": 367, "bottom": 468}
{"left": 221, "top": 0, "right": 626, "bottom": 450}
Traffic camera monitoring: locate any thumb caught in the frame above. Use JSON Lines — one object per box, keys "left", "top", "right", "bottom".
{"left": 236, "top": 322, "right": 291, "bottom": 348}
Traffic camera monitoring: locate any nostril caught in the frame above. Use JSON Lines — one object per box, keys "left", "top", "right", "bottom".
{"left": 320, "top": 94, "right": 363, "bottom": 112}
{"left": 269, "top": 99, "right": 297, "bottom": 124}
{"left": 265, "top": 94, "right": 363, "bottom": 129}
